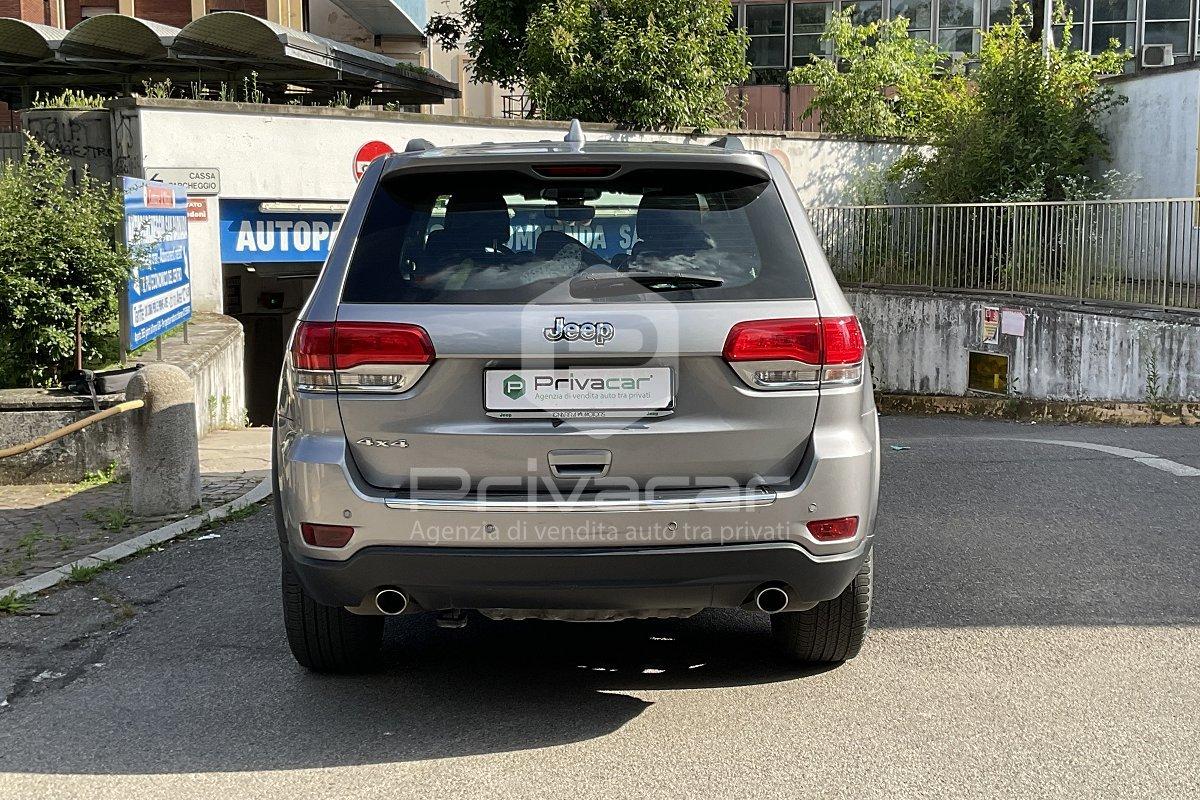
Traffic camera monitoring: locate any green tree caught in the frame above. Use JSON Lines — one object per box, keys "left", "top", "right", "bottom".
{"left": 788, "top": 9, "right": 956, "bottom": 138}
{"left": 427, "top": 0, "right": 548, "bottom": 89}
{"left": 0, "top": 137, "right": 132, "bottom": 387}
{"left": 898, "top": 7, "right": 1129, "bottom": 201}
{"left": 522, "top": 0, "right": 749, "bottom": 129}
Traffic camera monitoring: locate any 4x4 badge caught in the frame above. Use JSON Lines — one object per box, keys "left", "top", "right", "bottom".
{"left": 356, "top": 437, "right": 409, "bottom": 448}
{"left": 503, "top": 374, "right": 526, "bottom": 399}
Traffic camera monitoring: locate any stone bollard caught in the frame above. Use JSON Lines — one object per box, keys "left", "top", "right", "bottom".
{"left": 126, "top": 363, "right": 200, "bottom": 516}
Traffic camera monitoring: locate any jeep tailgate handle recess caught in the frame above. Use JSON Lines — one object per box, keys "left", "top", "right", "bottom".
{"left": 548, "top": 449, "right": 612, "bottom": 479}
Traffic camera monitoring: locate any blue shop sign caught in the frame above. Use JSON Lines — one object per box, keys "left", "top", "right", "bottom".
{"left": 122, "top": 177, "right": 191, "bottom": 351}
{"left": 220, "top": 200, "right": 343, "bottom": 263}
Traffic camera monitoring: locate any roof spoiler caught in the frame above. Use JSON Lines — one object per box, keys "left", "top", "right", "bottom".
{"left": 708, "top": 135, "right": 745, "bottom": 152}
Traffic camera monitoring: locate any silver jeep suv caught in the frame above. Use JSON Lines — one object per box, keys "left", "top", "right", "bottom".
{"left": 273, "top": 126, "right": 880, "bottom": 672}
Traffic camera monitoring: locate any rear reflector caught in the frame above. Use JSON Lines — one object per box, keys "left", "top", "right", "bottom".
{"left": 301, "top": 522, "right": 355, "bottom": 548}
{"left": 806, "top": 516, "right": 859, "bottom": 542}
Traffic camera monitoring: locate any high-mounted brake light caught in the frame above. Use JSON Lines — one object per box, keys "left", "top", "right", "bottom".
{"left": 532, "top": 164, "right": 620, "bottom": 178}
{"left": 722, "top": 316, "right": 864, "bottom": 390}
{"left": 290, "top": 321, "right": 434, "bottom": 393}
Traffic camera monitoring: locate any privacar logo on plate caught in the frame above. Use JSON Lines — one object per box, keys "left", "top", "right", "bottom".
{"left": 503, "top": 374, "right": 526, "bottom": 400}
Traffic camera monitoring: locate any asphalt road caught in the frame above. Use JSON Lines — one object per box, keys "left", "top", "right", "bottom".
{"left": 2, "top": 415, "right": 1199, "bottom": 799}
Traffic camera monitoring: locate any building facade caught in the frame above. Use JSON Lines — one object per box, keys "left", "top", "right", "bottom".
{"left": 732, "top": 0, "right": 1199, "bottom": 83}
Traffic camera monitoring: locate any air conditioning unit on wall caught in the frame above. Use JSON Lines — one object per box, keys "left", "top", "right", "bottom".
{"left": 1142, "top": 43, "right": 1174, "bottom": 68}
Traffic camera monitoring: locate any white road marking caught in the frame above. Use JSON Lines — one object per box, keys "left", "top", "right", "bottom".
{"left": 1011, "top": 438, "right": 1200, "bottom": 477}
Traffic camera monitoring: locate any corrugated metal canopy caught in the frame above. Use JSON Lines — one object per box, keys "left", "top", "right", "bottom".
{"left": 57, "top": 14, "right": 176, "bottom": 60}
{"left": 0, "top": 11, "right": 457, "bottom": 106}
{"left": 0, "top": 19, "right": 66, "bottom": 62}
{"left": 327, "top": 0, "right": 425, "bottom": 37}
{"left": 173, "top": 12, "right": 324, "bottom": 59}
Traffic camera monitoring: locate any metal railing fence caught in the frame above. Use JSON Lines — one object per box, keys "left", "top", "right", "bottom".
{"left": 809, "top": 199, "right": 1200, "bottom": 312}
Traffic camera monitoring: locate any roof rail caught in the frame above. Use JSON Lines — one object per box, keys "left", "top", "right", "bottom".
{"left": 709, "top": 135, "right": 745, "bottom": 152}
{"left": 405, "top": 138, "right": 435, "bottom": 152}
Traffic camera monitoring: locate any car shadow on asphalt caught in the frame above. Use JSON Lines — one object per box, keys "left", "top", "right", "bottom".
{"left": 0, "top": 570, "right": 836, "bottom": 775}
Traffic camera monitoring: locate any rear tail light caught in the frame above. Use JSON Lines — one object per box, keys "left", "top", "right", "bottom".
{"left": 301, "top": 522, "right": 355, "bottom": 548}
{"left": 806, "top": 516, "right": 859, "bottom": 542}
{"left": 722, "top": 316, "right": 864, "bottom": 390}
{"left": 290, "top": 321, "right": 434, "bottom": 393}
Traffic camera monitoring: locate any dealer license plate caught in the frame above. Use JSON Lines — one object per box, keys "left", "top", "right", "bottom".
{"left": 484, "top": 367, "right": 674, "bottom": 419}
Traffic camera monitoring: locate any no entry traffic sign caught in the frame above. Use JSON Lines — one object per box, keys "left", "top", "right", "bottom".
{"left": 354, "top": 141, "right": 394, "bottom": 181}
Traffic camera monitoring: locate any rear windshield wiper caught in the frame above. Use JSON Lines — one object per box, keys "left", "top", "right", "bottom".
{"left": 569, "top": 270, "right": 725, "bottom": 298}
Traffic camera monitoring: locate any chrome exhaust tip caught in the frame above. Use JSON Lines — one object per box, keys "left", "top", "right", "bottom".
{"left": 374, "top": 588, "right": 408, "bottom": 616}
{"left": 755, "top": 586, "right": 789, "bottom": 614}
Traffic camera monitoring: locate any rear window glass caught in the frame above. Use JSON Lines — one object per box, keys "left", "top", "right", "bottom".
{"left": 340, "top": 168, "right": 812, "bottom": 304}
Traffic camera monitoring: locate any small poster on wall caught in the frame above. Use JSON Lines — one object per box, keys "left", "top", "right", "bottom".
{"left": 981, "top": 306, "right": 1001, "bottom": 345}
{"left": 1001, "top": 308, "right": 1027, "bottom": 337}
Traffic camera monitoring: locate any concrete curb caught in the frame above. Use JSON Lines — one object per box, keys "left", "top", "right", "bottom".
{"left": 877, "top": 393, "right": 1200, "bottom": 425}
{"left": 1, "top": 477, "right": 272, "bottom": 600}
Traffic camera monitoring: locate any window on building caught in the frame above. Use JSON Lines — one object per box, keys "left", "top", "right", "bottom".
{"left": 988, "top": 0, "right": 1015, "bottom": 26}
{"left": 938, "top": 0, "right": 981, "bottom": 51}
{"left": 1144, "top": 0, "right": 1191, "bottom": 61}
{"left": 1091, "top": 0, "right": 1137, "bottom": 54}
{"left": 892, "top": 0, "right": 933, "bottom": 40}
{"left": 79, "top": 5, "right": 118, "bottom": 17}
{"left": 1051, "top": 0, "right": 1085, "bottom": 49}
{"left": 852, "top": 0, "right": 883, "bottom": 24}
{"left": 745, "top": 3, "right": 789, "bottom": 83}
{"left": 792, "top": 1, "right": 836, "bottom": 62}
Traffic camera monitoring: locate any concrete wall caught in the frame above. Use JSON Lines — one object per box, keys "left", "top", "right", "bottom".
{"left": 1103, "top": 67, "right": 1200, "bottom": 199}
{"left": 21, "top": 109, "right": 114, "bottom": 186}
{"left": 0, "top": 314, "right": 245, "bottom": 484}
{"left": 167, "top": 313, "right": 247, "bottom": 437}
{"left": 111, "top": 97, "right": 912, "bottom": 312}
{"left": 0, "top": 391, "right": 129, "bottom": 484}
{"left": 851, "top": 289, "right": 1200, "bottom": 403}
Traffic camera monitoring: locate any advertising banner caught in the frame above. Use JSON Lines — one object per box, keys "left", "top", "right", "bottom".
{"left": 122, "top": 177, "right": 191, "bottom": 351}
{"left": 219, "top": 200, "right": 343, "bottom": 264}
{"left": 505, "top": 207, "right": 637, "bottom": 260}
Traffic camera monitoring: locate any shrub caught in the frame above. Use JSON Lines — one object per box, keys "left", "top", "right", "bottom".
{"left": 523, "top": 0, "right": 750, "bottom": 129}
{"left": 791, "top": 3, "right": 1130, "bottom": 201}
{"left": 788, "top": 10, "right": 955, "bottom": 139}
{"left": 896, "top": 6, "right": 1130, "bottom": 202}
{"left": 0, "top": 136, "right": 132, "bottom": 388}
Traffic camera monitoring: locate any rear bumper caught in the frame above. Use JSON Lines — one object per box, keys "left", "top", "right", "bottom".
{"left": 285, "top": 539, "right": 870, "bottom": 613}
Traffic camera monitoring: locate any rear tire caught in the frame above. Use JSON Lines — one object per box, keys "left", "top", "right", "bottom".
{"left": 281, "top": 559, "right": 384, "bottom": 673}
{"left": 771, "top": 548, "right": 872, "bottom": 663}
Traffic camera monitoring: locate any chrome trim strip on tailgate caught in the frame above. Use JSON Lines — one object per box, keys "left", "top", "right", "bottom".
{"left": 384, "top": 487, "right": 777, "bottom": 512}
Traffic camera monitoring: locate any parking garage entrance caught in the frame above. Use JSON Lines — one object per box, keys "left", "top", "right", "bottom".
{"left": 219, "top": 200, "right": 344, "bottom": 425}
